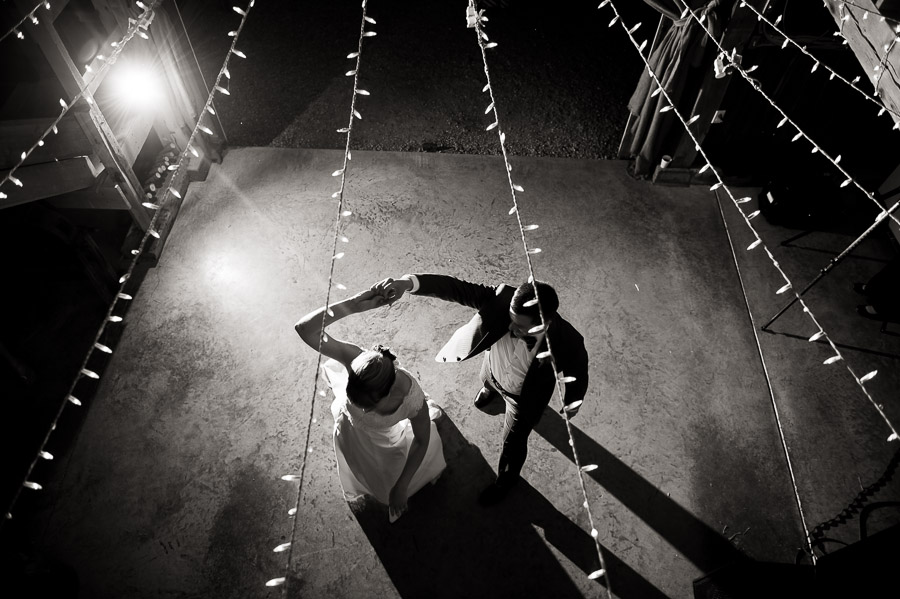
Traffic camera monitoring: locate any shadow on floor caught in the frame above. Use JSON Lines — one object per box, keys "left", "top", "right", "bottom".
{"left": 533, "top": 407, "right": 747, "bottom": 576}
{"left": 760, "top": 328, "right": 900, "bottom": 360}
{"left": 339, "top": 415, "right": 668, "bottom": 599}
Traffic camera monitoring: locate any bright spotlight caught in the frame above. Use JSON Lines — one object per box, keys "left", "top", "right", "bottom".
{"left": 110, "top": 63, "right": 163, "bottom": 112}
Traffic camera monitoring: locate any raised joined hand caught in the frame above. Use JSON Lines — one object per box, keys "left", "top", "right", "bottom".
{"left": 371, "top": 277, "right": 411, "bottom": 306}
{"left": 353, "top": 288, "right": 389, "bottom": 312}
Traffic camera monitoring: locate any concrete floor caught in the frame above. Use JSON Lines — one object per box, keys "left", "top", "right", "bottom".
{"left": 26, "top": 148, "right": 900, "bottom": 598}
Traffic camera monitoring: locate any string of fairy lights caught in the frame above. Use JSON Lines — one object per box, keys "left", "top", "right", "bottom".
{"left": 270, "top": 1, "right": 611, "bottom": 590}
{"left": 0, "top": 1, "right": 159, "bottom": 198}
{"left": 702, "top": 3, "right": 900, "bottom": 232}
{"left": 1, "top": 0, "right": 161, "bottom": 520}
{"left": 2, "top": 0, "right": 256, "bottom": 522}
{"left": 0, "top": 0, "right": 49, "bottom": 44}
{"left": 711, "top": 2, "right": 900, "bottom": 254}
{"left": 266, "top": 0, "right": 376, "bottom": 590}
{"left": 600, "top": 0, "right": 899, "bottom": 556}
{"left": 5, "top": 0, "right": 896, "bottom": 585}
{"left": 466, "top": 0, "right": 612, "bottom": 590}
{"left": 737, "top": 0, "right": 900, "bottom": 122}
{"left": 674, "top": 0, "right": 900, "bottom": 432}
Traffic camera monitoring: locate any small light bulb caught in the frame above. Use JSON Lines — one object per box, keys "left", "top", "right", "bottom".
{"left": 860, "top": 370, "right": 878, "bottom": 383}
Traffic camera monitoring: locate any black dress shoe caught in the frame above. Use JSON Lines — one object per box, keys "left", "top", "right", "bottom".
{"left": 474, "top": 386, "right": 499, "bottom": 408}
{"left": 853, "top": 283, "right": 868, "bottom": 296}
{"left": 477, "top": 478, "right": 517, "bottom": 506}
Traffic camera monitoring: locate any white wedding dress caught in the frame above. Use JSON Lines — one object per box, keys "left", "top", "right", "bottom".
{"left": 323, "top": 359, "right": 446, "bottom": 507}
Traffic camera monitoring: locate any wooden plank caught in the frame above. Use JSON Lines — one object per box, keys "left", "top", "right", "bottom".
{"left": 0, "top": 114, "right": 92, "bottom": 169}
{"left": 0, "top": 156, "right": 102, "bottom": 208}
{"left": 15, "top": 0, "right": 150, "bottom": 230}
{"left": 114, "top": 110, "right": 157, "bottom": 166}
{"left": 823, "top": 0, "right": 900, "bottom": 127}
{"left": 47, "top": 182, "right": 131, "bottom": 210}
{"left": 46, "top": 0, "right": 70, "bottom": 21}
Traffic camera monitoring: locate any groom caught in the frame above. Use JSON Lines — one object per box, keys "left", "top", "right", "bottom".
{"left": 378, "top": 273, "right": 589, "bottom": 506}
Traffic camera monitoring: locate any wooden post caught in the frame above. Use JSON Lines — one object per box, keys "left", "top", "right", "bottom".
{"left": 822, "top": 0, "right": 900, "bottom": 126}
{"left": 15, "top": 0, "right": 151, "bottom": 230}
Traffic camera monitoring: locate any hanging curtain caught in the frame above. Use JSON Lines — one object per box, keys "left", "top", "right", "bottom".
{"left": 626, "top": 0, "right": 722, "bottom": 177}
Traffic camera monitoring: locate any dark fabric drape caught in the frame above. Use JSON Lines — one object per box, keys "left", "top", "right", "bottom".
{"left": 627, "top": 1, "right": 722, "bottom": 176}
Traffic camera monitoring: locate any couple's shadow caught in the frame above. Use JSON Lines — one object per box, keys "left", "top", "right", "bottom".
{"left": 349, "top": 413, "right": 669, "bottom": 598}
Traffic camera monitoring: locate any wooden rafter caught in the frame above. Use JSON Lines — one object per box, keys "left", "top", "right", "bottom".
{"left": 13, "top": 0, "right": 150, "bottom": 230}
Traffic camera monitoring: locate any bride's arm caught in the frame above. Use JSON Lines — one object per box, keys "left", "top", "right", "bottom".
{"left": 294, "top": 289, "right": 387, "bottom": 369}
{"left": 389, "top": 403, "right": 431, "bottom": 521}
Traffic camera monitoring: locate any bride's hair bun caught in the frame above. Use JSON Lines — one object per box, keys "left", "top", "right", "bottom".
{"left": 347, "top": 347, "right": 396, "bottom": 408}
{"left": 374, "top": 344, "right": 396, "bottom": 361}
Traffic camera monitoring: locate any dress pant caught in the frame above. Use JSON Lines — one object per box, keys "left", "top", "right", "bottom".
{"left": 480, "top": 354, "right": 552, "bottom": 485}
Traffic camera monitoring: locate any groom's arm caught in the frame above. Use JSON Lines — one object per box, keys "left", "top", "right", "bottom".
{"left": 383, "top": 273, "right": 499, "bottom": 311}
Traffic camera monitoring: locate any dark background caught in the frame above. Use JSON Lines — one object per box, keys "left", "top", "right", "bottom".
{"left": 174, "top": 0, "right": 659, "bottom": 158}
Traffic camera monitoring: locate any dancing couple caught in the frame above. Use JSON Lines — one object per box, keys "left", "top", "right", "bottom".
{"left": 294, "top": 272, "right": 589, "bottom": 522}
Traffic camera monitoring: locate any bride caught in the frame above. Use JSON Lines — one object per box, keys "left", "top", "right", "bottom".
{"left": 294, "top": 285, "right": 446, "bottom": 522}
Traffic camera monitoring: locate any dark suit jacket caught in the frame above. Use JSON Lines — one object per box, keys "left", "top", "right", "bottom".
{"left": 413, "top": 274, "right": 589, "bottom": 411}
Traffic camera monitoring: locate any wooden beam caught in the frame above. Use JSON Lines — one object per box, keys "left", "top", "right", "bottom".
{"left": 15, "top": 0, "right": 151, "bottom": 230}
{"left": 0, "top": 156, "right": 102, "bottom": 208}
{"left": 0, "top": 114, "right": 92, "bottom": 168}
{"left": 47, "top": 183, "right": 131, "bottom": 210}
{"left": 114, "top": 110, "right": 157, "bottom": 166}
{"left": 823, "top": 0, "right": 900, "bottom": 127}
